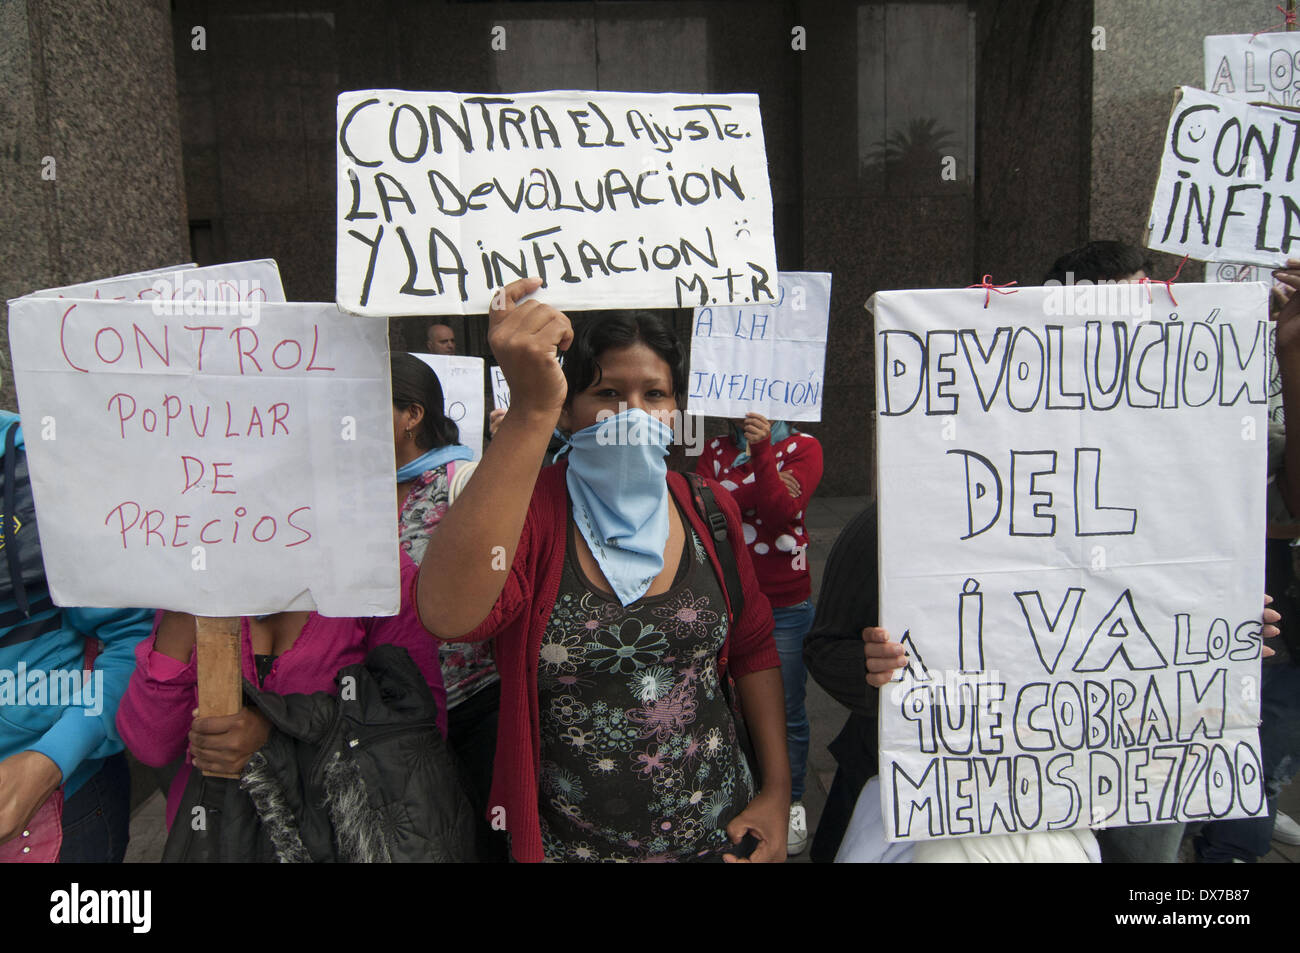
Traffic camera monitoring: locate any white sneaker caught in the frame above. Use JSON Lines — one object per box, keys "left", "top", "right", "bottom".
{"left": 788, "top": 802, "right": 808, "bottom": 856}
{"left": 1273, "top": 811, "right": 1300, "bottom": 846}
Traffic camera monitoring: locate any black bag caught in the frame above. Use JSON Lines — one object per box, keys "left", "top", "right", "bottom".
{"left": 0, "top": 423, "right": 56, "bottom": 628}
{"left": 164, "top": 645, "right": 476, "bottom": 862}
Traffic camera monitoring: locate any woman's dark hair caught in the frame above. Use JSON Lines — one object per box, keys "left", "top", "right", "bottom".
{"left": 562, "top": 310, "right": 687, "bottom": 407}
{"left": 391, "top": 351, "right": 459, "bottom": 449}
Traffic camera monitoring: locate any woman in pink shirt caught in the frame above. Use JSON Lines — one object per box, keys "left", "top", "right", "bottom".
{"left": 117, "top": 404, "right": 448, "bottom": 834}
{"left": 115, "top": 554, "right": 444, "bottom": 832}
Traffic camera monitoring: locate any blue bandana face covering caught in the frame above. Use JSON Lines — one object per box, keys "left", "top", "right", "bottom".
{"left": 396, "top": 443, "right": 475, "bottom": 482}
{"left": 561, "top": 408, "right": 674, "bottom": 606}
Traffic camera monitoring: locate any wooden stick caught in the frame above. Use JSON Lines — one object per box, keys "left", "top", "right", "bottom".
{"left": 195, "top": 615, "right": 242, "bottom": 779}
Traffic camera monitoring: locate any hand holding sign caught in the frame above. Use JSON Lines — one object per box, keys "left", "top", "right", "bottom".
{"left": 864, "top": 627, "right": 907, "bottom": 688}
{"left": 188, "top": 706, "right": 271, "bottom": 777}
{"left": 1272, "top": 259, "right": 1300, "bottom": 353}
{"left": 741, "top": 412, "right": 771, "bottom": 445}
{"left": 487, "top": 278, "right": 572, "bottom": 422}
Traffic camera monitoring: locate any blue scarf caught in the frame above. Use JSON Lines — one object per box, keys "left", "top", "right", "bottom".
{"left": 729, "top": 420, "right": 795, "bottom": 468}
{"left": 396, "top": 443, "right": 475, "bottom": 483}
{"left": 560, "top": 409, "right": 674, "bottom": 606}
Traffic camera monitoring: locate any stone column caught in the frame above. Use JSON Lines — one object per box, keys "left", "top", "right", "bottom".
{"left": 0, "top": 0, "right": 189, "bottom": 410}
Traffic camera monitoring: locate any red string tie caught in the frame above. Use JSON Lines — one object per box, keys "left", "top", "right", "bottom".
{"left": 965, "top": 275, "right": 1019, "bottom": 308}
{"left": 1136, "top": 254, "right": 1190, "bottom": 307}
{"left": 1252, "top": 4, "right": 1295, "bottom": 38}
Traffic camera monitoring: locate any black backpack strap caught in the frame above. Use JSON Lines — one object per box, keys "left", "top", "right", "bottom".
{"left": 3, "top": 423, "right": 29, "bottom": 617}
{"left": 686, "top": 473, "right": 745, "bottom": 625}
{"left": 685, "top": 472, "right": 761, "bottom": 789}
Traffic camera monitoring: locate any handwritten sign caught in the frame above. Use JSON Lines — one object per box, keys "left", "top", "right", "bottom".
{"left": 335, "top": 90, "right": 777, "bottom": 316}
{"left": 1146, "top": 86, "right": 1300, "bottom": 269}
{"left": 414, "top": 353, "right": 485, "bottom": 459}
{"left": 1202, "top": 37, "right": 1295, "bottom": 421}
{"left": 27, "top": 263, "right": 196, "bottom": 298}
{"left": 687, "top": 272, "right": 830, "bottom": 422}
{"left": 27, "top": 260, "right": 283, "bottom": 309}
{"left": 7, "top": 298, "right": 399, "bottom": 617}
{"left": 1205, "top": 32, "right": 1300, "bottom": 108}
{"left": 490, "top": 365, "right": 510, "bottom": 411}
{"left": 871, "top": 282, "right": 1269, "bottom": 841}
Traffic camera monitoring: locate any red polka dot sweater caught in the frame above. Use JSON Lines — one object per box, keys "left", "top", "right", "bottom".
{"left": 694, "top": 430, "right": 824, "bottom": 608}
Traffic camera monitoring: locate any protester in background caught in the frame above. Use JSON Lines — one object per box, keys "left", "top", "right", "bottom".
{"left": 392, "top": 351, "right": 505, "bottom": 861}
{"left": 427, "top": 321, "right": 456, "bottom": 355}
{"left": 0, "top": 410, "right": 153, "bottom": 863}
{"left": 802, "top": 505, "right": 879, "bottom": 862}
{"left": 696, "top": 414, "right": 822, "bottom": 855}
{"left": 416, "top": 277, "right": 790, "bottom": 862}
{"left": 116, "top": 393, "right": 452, "bottom": 855}
{"left": 1195, "top": 258, "right": 1300, "bottom": 861}
{"left": 1043, "top": 240, "right": 1151, "bottom": 286}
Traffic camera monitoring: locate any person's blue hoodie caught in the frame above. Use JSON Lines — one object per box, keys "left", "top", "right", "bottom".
{"left": 0, "top": 411, "right": 152, "bottom": 796}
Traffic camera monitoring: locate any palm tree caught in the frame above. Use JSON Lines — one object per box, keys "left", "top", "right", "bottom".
{"left": 862, "top": 117, "right": 962, "bottom": 190}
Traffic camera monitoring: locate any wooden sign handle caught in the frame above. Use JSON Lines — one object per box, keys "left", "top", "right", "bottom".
{"left": 195, "top": 615, "right": 242, "bottom": 779}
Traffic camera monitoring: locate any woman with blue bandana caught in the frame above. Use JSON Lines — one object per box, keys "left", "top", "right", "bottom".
{"left": 416, "top": 277, "right": 789, "bottom": 862}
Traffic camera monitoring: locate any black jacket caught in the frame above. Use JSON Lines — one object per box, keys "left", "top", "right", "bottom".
{"left": 163, "top": 644, "right": 476, "bottom": 862}
{"left": 803, "top": 506, "right": 880, "bottom": 862}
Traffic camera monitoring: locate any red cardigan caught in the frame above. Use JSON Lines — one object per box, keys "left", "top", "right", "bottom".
{"left": 418, "top": 461, "right": 779, "bottom": 863}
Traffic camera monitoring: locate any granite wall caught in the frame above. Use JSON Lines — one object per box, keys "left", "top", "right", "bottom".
{"left": 168, "top": 0, "right": 1094, "bottom": 496}
{"left": 1091, "top": 0, "right": 1275, "bottom": 280}
{"left": 0, "top": 0, "right": 189, "bottom": 411}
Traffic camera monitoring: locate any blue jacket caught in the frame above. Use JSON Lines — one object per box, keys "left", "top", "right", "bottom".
{"left": 0, "top": 411, "right": 152, "bottom": 796}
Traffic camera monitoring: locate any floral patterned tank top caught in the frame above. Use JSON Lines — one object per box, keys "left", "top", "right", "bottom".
{"left": 536, "top": 500, "right": 754, "bottom": 862}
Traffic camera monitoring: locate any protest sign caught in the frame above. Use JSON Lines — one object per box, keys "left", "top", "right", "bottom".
{"left": 335, "top": 90, "right": 777, "bottom": 316}
{"left": 687, "top": 272, "right": 831, "bottom": 422}
{"left": 490, "top": 365, "right": 510, "bottom": 411}
{"left": 871, "top": 281, "right": 1269, "bottom": 841}
{"left": 414, "top": 353, "right": 485, "bottom": 458}
{"left": 1201, "top": 36, "right": 1297, "bottom": 421}
{"left": 1205, "top": 32, "right": 1300, "bottom": 108}
{"left": 25, "top": 263, "right": 196, "bottom": 299}
{"left": 7, "top": 298, "right": 399, "bottom": 618}
{"left": 1146, "top": 86, "right": 1300, "bottom": 269}
{"left": 27, "top": 260, "right": 283, "bottom": 313}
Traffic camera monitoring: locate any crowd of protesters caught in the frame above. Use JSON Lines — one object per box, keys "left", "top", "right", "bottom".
{"left": 1, "top": 242, "right": 1296, "bottom": 863}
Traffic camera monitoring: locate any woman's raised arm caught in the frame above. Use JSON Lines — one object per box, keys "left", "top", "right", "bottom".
{"left": 415, "top": 278, "right": 572, "bottom": 639}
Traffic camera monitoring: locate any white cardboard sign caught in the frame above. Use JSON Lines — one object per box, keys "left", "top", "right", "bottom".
{"left": 1201, "top": 35, "right": 1298, "bottom": 419}
{"left": 490, "top": 365, "right": 510, "bottom": 411}
{"left": 871, "top": 282, "right": 1269, "bottom": 841}
{"left": 25, "top": 264, "right": 196, "bottom": 299}
{"left": 687, "top": 272, "right": 831, "bottom": 422}
{"left": 336, "top": 90, "right": 778, "bottom": 316}
{"left": 1203, "top": 35, "right": 1295, "bottom": 287}
{"left": 1146, "top": 86, "right": 1300, "bottom": 269}
{"left": 8, "top": 298, "right": 399, "bottom": 617}
{"left": 413, "top": 353, "right": 485, "bottom": 459}
{"left": 1205, "top": 32, "right": 1300, "bottom": 109}
{"left": 26, "top": 260, "right": 283, "bottom": 308}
